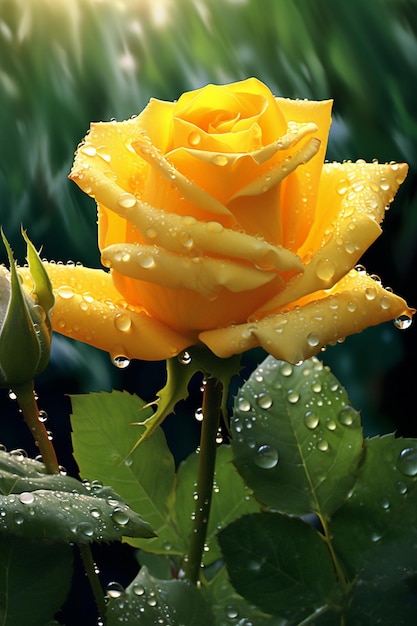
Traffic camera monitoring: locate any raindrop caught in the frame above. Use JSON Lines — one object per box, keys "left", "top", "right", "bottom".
{"left": 397, "top": 447, "right": 417, "bottom": 477}
{"left": 19, "top": 492, "right": 34, "bottom": 505}
{"left": 147, "top": 595, "right": 157, "bottom": 607}
{"left": 365, "top": 287, "right": 376, "bottom": 301}
{"left": 280, "top": 362, "right": 293, "bottom": 377}
{"left": 307, "top": 332, "right": 320, "bottom": 348}
{"left": 254, "top": 445, "right": 279, "bottom": 469}
{"left": 132, "top": 583, "right": 145, "bottom": 596}
{"left": 106, "top": 581, "right": 125, "bottom": 599}
{"left": 13, "top": 513, "right": 24, "bottom": 525}
{"left": 396, "top": 481, "right": 408, "bottom": 495}
{"left": 8, "top": 390, "right": 17, "bottom": 401}
{"left": 256, "top": 393, "right": 273, "bottom": 409}
{"left": 287, "top": 390, "right": 300, "bottom": 404}
{"left": 195, "top": 408, "right": 204, "bottom": 422}
{"left": 379, "top": 497, "right": 390, "bottom": 510}
{"left": 225, "top": 606, "right": 239, "bottom": 619}
{"left": 178, "top": 350, "right": 192, "bottom": 365}
{"left": 188, "top": 131, "right": 201, "bottom": 146}
{"left": 117, "top": 193, "right": 137, "bottom": 209}
{"left": 394, "top": 315, "right": 412, "bottom": 330}
{"left": 338, "top": 405, "right": 360, "bottom": 427}
{"left": 316, "top": 439, "right": 329, "bottom": 452}
{"left": 112, "top": 508, "right": 130, "bottom": 526}
{"left": 326, "top": 420, "right": 337, "bottom": 431}
{"left": 237, "top": 397, "right": 251, "bottom": 412}
{"left": 380, "top": 295, "right": 391, "bottom": 310}
{"left": 38, "top": 410, "right": 48, "bottom": 423}
{"left": 90, "top": 507, "right": 101, "bottom": 519}
{"left": 371, "top": 531, "right": 383, "bottom": 543}
{"left": 56, "top": 286, "right": 75, "bottom": 299}
{"left": 111, "top": 355, "right": 131, "bottom": 369}
{"left": 77, "top": 521, "right": 95, "bottom": 538}
{"left": 80, "top": 144, "right": 96, "bottom": 157}
{"left": 137, "top": 254, "right": 155, "bottom": 269}
{"left": 206, "top": 221, "right": 224, "bottom": 234}
{"left": 212, "top": 154, "right": 228, "bottom": 166}
{"left": 145, "top": 227, "right": 157, "bottom": 239}
{"left": 304, "top": 411, "right": 319, "bottom": 430}
{"left": 316, "top": 258, "right": 336, "bottom": 282}
{"left": 114, "top": 313, "right": 132, "bottom": 332}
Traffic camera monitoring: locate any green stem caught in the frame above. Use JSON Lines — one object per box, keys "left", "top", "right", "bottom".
{"left": 14, "top": 381, "right": 60, "bottom": 474}
{"left": 185, "top": 376, "right": 223, "bottom": 585}
{"left": 14, "top": 380, "right": 107, "bottom": 621}
{"left": 79, "top": 543, "right": 107, "bottom": 621}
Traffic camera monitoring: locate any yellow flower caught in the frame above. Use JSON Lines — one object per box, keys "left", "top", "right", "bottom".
{"left": 22, "top": 78, "right": 413, "bottom": 363}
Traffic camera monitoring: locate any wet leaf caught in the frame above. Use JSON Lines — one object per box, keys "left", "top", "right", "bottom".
{"left": 106, "top": 566, "right": 213, "bottom": 626}
{"left": 218, "top": 512, "right": 340, "bottom": 622}
{"left": 175, "top": 445, "right": 260, "bottom": 565}
{"left": 231, "top": 356, "right": 364, "bottom": 516}
{"left": 0, "top": 535, "right": 72, "bottom": 626}
{"left": 70, "top": 390, "right": 181, "bottom": 553}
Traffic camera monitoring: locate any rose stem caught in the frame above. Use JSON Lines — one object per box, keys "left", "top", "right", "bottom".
{"left": 14, "top": 381, "right": 59, "bottom": 474}
{"left": 14, "top": 380, "right": 107, "bottom": 620}
{"left": 185, "top": 376, "right": 223, "bottom": 585}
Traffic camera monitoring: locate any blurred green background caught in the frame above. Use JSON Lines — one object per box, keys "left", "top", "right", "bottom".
{"left": 1, "top": 0, "right": 417, "bottom": 622}
{"left": 0, "top": 0, "right": 416, "bottom": 447}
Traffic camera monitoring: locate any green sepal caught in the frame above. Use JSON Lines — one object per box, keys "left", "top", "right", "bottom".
{"left": 130, "top": 346, "right": 241, "bottom": 452}
{"left": 21, "top": 227, "right": 54, "bottom": 327}
{"left": 0, "top": 231, "right": 45, "bottom": 386}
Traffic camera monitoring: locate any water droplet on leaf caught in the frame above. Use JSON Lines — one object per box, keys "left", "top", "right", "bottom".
{"left": 397, "top": 447, "right": 417, "bottom": 476}
{"left": 254, "top": 445, "right": 279, "bottom": 469}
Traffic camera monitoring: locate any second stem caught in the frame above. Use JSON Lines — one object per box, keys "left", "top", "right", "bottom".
{"left": 185, "top": 376, "right": 223, "bottom": 585}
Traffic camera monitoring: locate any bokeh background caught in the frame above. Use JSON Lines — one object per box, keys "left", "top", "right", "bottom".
{"left": 0, "top": 0, "right": 416, "bottom": 621}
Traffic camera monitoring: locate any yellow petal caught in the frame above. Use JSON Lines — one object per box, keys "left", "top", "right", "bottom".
{"left": 101, "top": 243, "right": 276, "bottom": 298}
{"left": 254, "top": 161, "right": 408, "bottom": 317}
{"left": 19, "top": 264, "right": 191, "bottom": 361}
{"left": 200, "top": 270, "right": 414, "bottom": 363}
{"left": 70, "top": 166, "right": 303, "bottom": 273}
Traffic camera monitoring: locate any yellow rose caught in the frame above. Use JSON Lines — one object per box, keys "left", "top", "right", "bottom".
{"left": 23, "top": 78, "right": 413, "bottom": 364}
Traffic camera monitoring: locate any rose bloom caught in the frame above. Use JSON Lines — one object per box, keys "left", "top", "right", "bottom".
{"left": 22, "top": 78, "right": 413, "bottom": 364}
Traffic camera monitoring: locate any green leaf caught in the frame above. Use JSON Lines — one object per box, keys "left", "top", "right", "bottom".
{"left": 70, "top": 390, "right": 181, "bottom": 553}
{"left": 106, "top": 566, "right": 213, "bottom": 626}
{"left": 0, "top": 535, "right": 72, "bottom": 626}
{"left": 218, "top": 512, "right": 340, "bottom": 622}
{"left": 207, "top": 566, "right": 285, "bottom": 626}
{"left": 175, "top": 445, "right": 260, "bottom": 565}
{"left": 21, "top": 227, "right": 54, "bottom": 329}
{"left": 0, "top": 448, "right": 154, "bottom": 543}
{"left": 330, "top": 434, "right": 417, "bottom": 622}
{"left": 231, "top": 356, "right": 364, "bottom": 516}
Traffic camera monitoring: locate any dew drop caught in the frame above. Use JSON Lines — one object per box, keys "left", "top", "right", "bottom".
{"left": 137, "top": 254, "right": 155, "bottom": 269}
{"left": 147, "top": 594, "right": 157, "bottom": 607}
{"left": 307, "top": 332, "right": 320, "bottom": 348}
{"left": 132, "top": 583, "right": 145, "bottom": 596}
{"left": 195, "top": 408, "right": 203, "bottom": 422}
{"left": 145, "top": 227, "right": 157, "bottom": 239}
{"left": 225, "top": 605, "right": 239, "bottom": 619}
{"left": 14, "top": 513, "right": 24, "bottom": 525}
{"left": 254, "top": 445, "right": 279, "bottom": 469}
{"left": 178, "top": 350, "right": 192, "bottom": 365}
{"left": 188, "top": 131, "right": 201, "bottom": 146}
{"left": 111, "top": 355, "right": 131, "bottom": 369}
{"left": 80, "top": 144, "right": 97, "bottom": 157}
{"left": 256, "top": 393, "right": 273, "bottom": 409}
{"left": 112, "top": 508, "right": 130, "bottom": 526}
{"left": 397, "top": 447, "right": 417, "bottom": 477}
{"left": 237, "top": 397, "right": 251, "bottom": 412}
{"left": 106, "top": 581, "right": 125, "bottom": 599}
{"left": 56, "top": 286, "right": 75, "bottom": 300}
{"left": 38, "top": 410, "right": 48, "bottom": 423}
{"left": 19, "top": 492, "right": 34, "bottom": 505}
{"left": 338, "top": 405, "right": 360, "bottom": 427}
{"left": 316, "top": 258, "right": 335, "bottom": 282}
{"left": 287, "top": 390, "right": 300, "bottom": 404}
{"left": 117, "top": 193, "right": 137, "bottom": 209}
{"left": 317, "top": 439, "right": 329, "bottom": 452}
{"left": 379, "top": 497, "right": 390, "bottom": 510}
{"left": 206, "top": 221, "right": 224, "bottom": 234}
{"left": 380, "top": 295, "right": 391, "bottom": 310}
{"left": 77, "top": 521, "right": 95, "bottom": 537}
{"left": 371, "top": 531, "right": 383, "bottom": 543}
{"left": 396, "top": 481, "right": 408, "bottom": 495}
{"left": 90, "top": 507, "right": 101, "bottom": 519}
{"left": 114, "top": 313, "right": 132, "bottom": 332}
{"left": 365, "top": 287, "right": 377, "bottom": 301}
{"left": 280, "top": 362, "right": 293, "bottom": 377}
{"left": 326, "top": 419, "right": 337, "bottom": 431}
{"left": 212, "top": 154, "right": 228, "bottom": 166}
{"left": 394, "top": 315, "right": 412, "bottom": 330}
{"left": 304, "top": 411, "right": 319, "bottom": 430}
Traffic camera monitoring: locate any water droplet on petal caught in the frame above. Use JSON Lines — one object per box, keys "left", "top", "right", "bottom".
{"left": 188, "top": 131, "right": 201, "bottom": 146}
{"left": 307, "top": 332, "right": 320, "bottom": 347}
{"left": 114, "top": 313, "right": 132, "bottom": 332}
{"left": 56, "top": 286, "right": 75, "bottom": 300}
{"left": 117, "top": 193, "right": 137, "bottom": 209}
{"left": 397, "top": 447, "right": 417, "bottom": 476}
{"left": 394, "top": 315, "right": 412, "bottom": 330}
{"left": 111, "top": 354, "right": 131, "bottom": 369}
{"left": 316, "top": 258, "right": 335, "bottom": 282}
{"left": 212, "top": 154, "right": 228, "bottom": 166}
{"left": 254, "top": 445, "right": 279, "bottom": 469}
{"left": 137, "top": 253, "right": 155, "bottom": 269}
